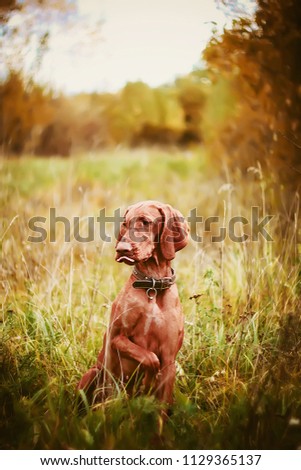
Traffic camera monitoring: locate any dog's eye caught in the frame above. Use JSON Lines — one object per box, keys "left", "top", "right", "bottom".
{"left": 142, "top": 219, "right": 150, "bottom": 226}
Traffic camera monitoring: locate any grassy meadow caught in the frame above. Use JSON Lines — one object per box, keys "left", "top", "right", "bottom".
{"left": 0, "top": 148, "right": 301, "bottom": 450}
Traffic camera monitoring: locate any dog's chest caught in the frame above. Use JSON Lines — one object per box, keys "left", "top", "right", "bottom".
{"left": 142, "top": 302, "right": 163, "bottom": 335}
{"left": 120, "top": 293, "right": 165, "bottom": 337}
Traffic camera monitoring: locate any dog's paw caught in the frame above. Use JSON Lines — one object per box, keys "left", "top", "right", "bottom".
{"left": 143, "top": 351, "right": 160, "bottom": 371}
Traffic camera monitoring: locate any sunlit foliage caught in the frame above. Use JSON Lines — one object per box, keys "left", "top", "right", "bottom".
{"left": 203, "top": 0, "right": 301, "bottom": 179}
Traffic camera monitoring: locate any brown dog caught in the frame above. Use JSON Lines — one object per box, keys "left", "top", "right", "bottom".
{"left": 78, "top": 201, "right": 189, "bottom": 405}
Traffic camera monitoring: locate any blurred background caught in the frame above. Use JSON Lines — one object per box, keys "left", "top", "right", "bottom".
{"left": 1, "top": 0, "right": 300, "bottom": 182}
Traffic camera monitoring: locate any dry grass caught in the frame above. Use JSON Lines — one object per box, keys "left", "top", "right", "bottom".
{"left": 0, "top": 149, "right": 300, "bottom": 449}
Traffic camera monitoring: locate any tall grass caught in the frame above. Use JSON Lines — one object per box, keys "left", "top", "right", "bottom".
{"left": 0, "top": 149, "right": 300, "bottom": 449}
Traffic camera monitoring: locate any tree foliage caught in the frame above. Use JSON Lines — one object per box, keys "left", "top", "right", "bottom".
{"left": 203, "top": 0, "right": 301, "bottom": 177}
{"left": 0, "top": 72, "right": 54, "bottom": 154}
{"left": 0, "top": 73, "right": 207, "bottom": 155}
{"left": 1, "top": 1, "right": 74, "bottom": 76}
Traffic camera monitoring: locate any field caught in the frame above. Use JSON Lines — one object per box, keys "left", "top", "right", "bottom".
{"left": 1, "top": 148, "right": 301, "bottom": 450}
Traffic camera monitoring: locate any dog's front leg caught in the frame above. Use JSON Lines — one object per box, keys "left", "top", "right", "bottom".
{"left": 111, "top": 334, "right": 160, "bottom": 373}
{"left": 155, "top": 361, "right": 176, "bottom": 405}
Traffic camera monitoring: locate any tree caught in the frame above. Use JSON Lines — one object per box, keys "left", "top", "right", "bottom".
{"left": 0, "top": 71, "right": 54, "bottom": 154}
{"left": 175, "top": 72, "right": 207, "bottom": 144}
{"left": 203, "top": 0, "right": 301, "bottom": 177}
{"left": 1, "top": 1, "right": 74, "bottom": 77}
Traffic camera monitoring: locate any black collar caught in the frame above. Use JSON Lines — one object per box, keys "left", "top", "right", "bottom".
{"left": 132, "top": 267, "right": 176, "bottom": 292}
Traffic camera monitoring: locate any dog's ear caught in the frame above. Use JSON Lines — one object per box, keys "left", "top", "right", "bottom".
{"left": 158, "top": 204, "right": 189, "bottom": 260}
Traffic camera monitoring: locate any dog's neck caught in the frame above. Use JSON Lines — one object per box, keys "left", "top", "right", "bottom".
{"left": 134, "top": 256, "right": 172, "bottom": 279}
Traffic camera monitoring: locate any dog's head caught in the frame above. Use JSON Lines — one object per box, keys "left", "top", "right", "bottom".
{"left": 115, "top": 201, "right": 189, "bottom": 265}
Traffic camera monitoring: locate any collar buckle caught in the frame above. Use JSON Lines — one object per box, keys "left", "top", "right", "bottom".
{"left": 132, "top": 267, "right": 176, "bottom": 293}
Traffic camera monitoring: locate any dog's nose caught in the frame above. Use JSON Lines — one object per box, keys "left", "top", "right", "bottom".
{"left": 116, "top": 241, "right": 132, "bottom": 254}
